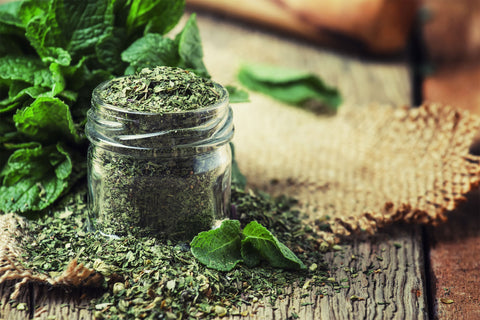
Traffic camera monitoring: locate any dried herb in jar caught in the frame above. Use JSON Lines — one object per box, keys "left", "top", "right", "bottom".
{"left": 86, "top": 66, "right": 233, "bottom": 240}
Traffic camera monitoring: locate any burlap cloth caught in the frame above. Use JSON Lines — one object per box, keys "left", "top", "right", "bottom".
{"left": 231, "top": 100, "right": 480, "bottom": 239}
{"left": 1, "top": 101, "right": 480, "bottom": 298}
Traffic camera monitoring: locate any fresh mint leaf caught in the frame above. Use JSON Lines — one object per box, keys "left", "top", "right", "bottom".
{"left": 0, "top": 143, "right": 72, "bottom": 213}
{"left": 0, "top": 1, "right": 24, "bottom": 34}
{"left": 226, "top": 85, "right": 249, "bottom": 104}
{"left": 24, "top": 15, "right": 72, "bottom": 66}
{"left": 190, "top": 219, "right": 243, "bottom": 272}
{"left": 23, "top": 0, "right": 114, "bottom": 65}
{"left": 95, "top": 28, "right": 128, "bottom": 74}
{"left": 241, "top": 221, "right": 306, "bottom": 270}
{"left": 121, "top": 34, "right": 180, "bottom": 74}
{"left": 13, "top": 96, "right": 81, "bottom": 143}
{"left": 98, "top": 0, "right": 184, "bottom": 73}
{"left": 17, "top": 0, "right": 49, "bottom": 26}
{"left": 0, "top": 56, "right": 55, "bottom": 89}
{"left": 191, "top": 220, "right": 305, "bottom": 271}
{"left": 122, "top": 14, "right": 209, "bottom": 78}
{"left": 0, "top": 56, "right": 54, "bottom": 113}
{"left": 124, "top": 0, "right": 185, "bottom": 36}
{"left": 238, "top": 63, "right": 342, "bottom": 112}
{"left": 175, "top": 14, "right": 209, "bottom": 78}
{"left": 0, "top": 86, "right": 47, "bottom": 113}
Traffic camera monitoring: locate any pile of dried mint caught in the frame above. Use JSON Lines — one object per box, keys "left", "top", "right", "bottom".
{"left": 99, "top": 67, "right": 220, "bottom": 113}
{"left": 20, "top": 185, "right": 339, "bottom": 319}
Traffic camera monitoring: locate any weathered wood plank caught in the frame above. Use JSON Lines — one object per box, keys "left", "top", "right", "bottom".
{"left": 269, "top": 227, "right": 427, "bottom": 320}
{"left": 216, "top": 227, "right": 427, "bottom": 320}
{"left": 1, "top": 11, "right": 428, "bottom": 320}
{"left": 427, "top": 190, "right": 480, "bottom": 320}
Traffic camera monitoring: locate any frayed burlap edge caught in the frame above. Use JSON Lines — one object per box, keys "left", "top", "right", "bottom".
{"left": 0, "top": 213, "right": 103, "bottom": 300}
{"left": 233, "top": 102, "right": 480, "bottom": 242}
{"left": 326, "top": 104, "right": 480, "bottom": 236}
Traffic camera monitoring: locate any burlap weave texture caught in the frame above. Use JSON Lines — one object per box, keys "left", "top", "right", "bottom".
{"left": 232, "top": 99, "right": 480, "bottom": 237}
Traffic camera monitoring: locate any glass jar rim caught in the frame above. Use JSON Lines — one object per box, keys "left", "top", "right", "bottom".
{"left": 86, "top": 76, "right": 234, "bottom": 156}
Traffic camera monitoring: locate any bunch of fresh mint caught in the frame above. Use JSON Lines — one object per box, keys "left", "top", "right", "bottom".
{"left": 0, "top": 0, "right": 212, "bottom": 215}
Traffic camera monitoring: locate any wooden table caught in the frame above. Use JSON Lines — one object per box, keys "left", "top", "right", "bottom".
{"left": 1, "top": 12, "right": 479, "bottom": 320}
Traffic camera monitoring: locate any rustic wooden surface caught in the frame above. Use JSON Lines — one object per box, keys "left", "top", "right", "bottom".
{"left": 426, "top": 190, "right": 480, "bottom": 320}
{"left": 420, "top": 1, "right": 480, "bottom": 319}
{"left": 2, "top": 9, "right": 478, "bottom": 320}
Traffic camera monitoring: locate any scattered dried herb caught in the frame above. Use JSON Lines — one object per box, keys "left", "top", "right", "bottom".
{"left": 350, "top": 295, "right": 365, "bottom": 301}
{"left": 440, "top": 298, "right": 454, "bottom": 304}
{"left": 19, "top": 184, "right": 338, "bottom": 319}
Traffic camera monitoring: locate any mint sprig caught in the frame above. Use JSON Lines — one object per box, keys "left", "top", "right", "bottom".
{"left": 0, "top": 0, "right": 217, "bottom": 215}
{"left": 190, "top": 220, "right": 306, "bottom": 271}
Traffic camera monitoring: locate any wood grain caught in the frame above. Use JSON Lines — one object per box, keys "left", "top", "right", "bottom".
{"left": 421, "top": 2, "right": 480, "bottom": 317}
{"left": 220, "top": 227, "right": 427, "bottom": 320}
{"left": 0, "top": 12, "right": 428, "bottom": 320}
{"left": 427, "top": 190, "right": 480, "bottom": 320}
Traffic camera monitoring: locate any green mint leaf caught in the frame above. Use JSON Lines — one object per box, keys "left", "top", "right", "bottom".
{"left": 226, "top": 85, "right": 250, "bottom": 104}
{"left": 124, "top": 0, "right": 185, "bottom": 36}
{"left": 121, "top": 34, "right": 180, "bottom": 74}
{"left": 95, "top": 28, "right": 128, "bottom": 74}
{"left": 121, "top": 14, "right": 210, "bottom": 78}
{"left": 24, "top": 0, "right": 114, "bottom": 65}
{"left": 0, "top": 1, "right": 24, "bottom": 35}
{"left": 1, "top": 86, "right": 48, "bottom": 113}
{"left": 24, "top": 16, "right": 72, "bottom": 66}
{"left": 0, "top": 56, "right": 55, "bottom": 89}
{"left": 241, "top": 221, "right": 306, "bottom": 270}
{"left": 0, "top": 143, "right": 72, "bottom": 213}
{"left": 13, "top": 96, "right": 82, "bottom": 144}
{"left": 18, "top": 0, "right": 49, "bottom": 26}
{"left": 175, "top": 14, "right": 209, "bottom": 78}
{"left": 190, "top": 220, "right": 243, "bottom": 272}
{"left": 238, "top": 63, "right": 342, "bottom": 112}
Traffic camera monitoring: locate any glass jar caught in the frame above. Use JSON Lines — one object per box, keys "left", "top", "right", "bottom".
{"left": 85, "top": 79, "right": 233, "bottom": 240}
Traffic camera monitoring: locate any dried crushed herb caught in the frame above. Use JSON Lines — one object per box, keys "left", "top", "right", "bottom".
{"left": 86, "top": 66, "right": 233, "bottom": 240}
{"left": 99, "top": 67, "right": 220, "bottom": 113}
{"left": 88, "top": 147, "right": 231, "bottom": 240}
{"left": 19, "top": 184, "right": 341, "bottom": 319}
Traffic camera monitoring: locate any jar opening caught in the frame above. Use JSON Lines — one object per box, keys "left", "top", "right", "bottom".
{"left": 86, "top": 79, "right": 233, "bottom": 156}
